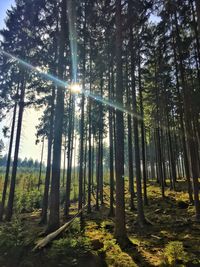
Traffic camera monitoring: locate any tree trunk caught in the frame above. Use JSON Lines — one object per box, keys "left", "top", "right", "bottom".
{"left": 166, "top": 115, "right": 176, "bottom": 190}
{"left": 38, "top": 137, "right": 45, "bottom": 190}
{"left": 138, "top": 55, "right": 148, "bottom": 205}
{"left": 156, "top": 127, "right": 165, "bottom": 198}
{"left": 99, "top": 75, "right": 104, "bottom": 206}
{"left": 64, "top": 95, "right": 74, "bottom": 217}
{"left": 125, "top": 55, "right": 135, "bottom": 211}
{"left": 0, "top": 90, "right": 18, "bottom": 221}
{"left": 87, "top": 49, "right": 92, "bottom": 213}
{"left": 129, "top": 0, "right": 146, "bottom": 225}
{"left": 83, "top": 125, "right": 88, "bottom": 205}
{"left": 5, "top": 76, "right": 26, "bottom": 221}
{"left": 114, "top": 0, "right": 128, "bottom": 246}
{"left": 109, "top": 62, "right": 115, "bottom": 216}
{"left": 96, "top": 135, "right": 100, "bottom": 211}
{"left": 47, "top": 0, "right": 67, "bottom": 232}
{"left": 40, "top": 135, "right": 53, "bottom": 225}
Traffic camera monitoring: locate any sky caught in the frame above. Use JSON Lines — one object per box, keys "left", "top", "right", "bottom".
{"left": 0, "top": 0, "right": 46, "bottom": 162}
{"left": 0, "top": 0, "right": 14, "bottom": 29}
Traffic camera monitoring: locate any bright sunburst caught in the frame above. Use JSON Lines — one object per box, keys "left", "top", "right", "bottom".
{"left": 69, "top": 83, "right": 82, "bottom": 94}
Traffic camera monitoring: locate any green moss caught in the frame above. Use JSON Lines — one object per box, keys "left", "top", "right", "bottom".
{"left": 163, "top": 241, "right": 188, "bottom": 266}
{"left": 48, "top": 235, "right": 92, "bottom": 259}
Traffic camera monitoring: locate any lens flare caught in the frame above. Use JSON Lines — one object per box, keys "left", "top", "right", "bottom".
{"left": 0, "top": 49, "right": 145, "bottom": 123}
{"left": 0, "top": 49, "right": 68, "bottom": 88}
{"left": 70, "top": 83, "right": 82, "bottom": 94}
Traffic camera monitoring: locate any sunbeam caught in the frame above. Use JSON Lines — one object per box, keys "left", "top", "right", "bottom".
{"left": 0, "top": 49, "right": 144, "bottom": 122}
{"left": 84, "top": 90, "right": 143, "bottom": 121}
{"left": 67, "top": 0, "right": 78, "bottom": 83}
{"left": 0, "top": 49, "right": 68, "bottom": 88}
{"left": 70, "top": 82, "right": 82, "bottom": 94}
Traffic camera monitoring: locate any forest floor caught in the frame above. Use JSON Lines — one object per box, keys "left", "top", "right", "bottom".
{"left": 0, "top": 180, "right": 200, "bottom": 267}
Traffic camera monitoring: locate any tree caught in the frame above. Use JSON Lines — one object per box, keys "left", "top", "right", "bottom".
{"left": 114, "top": 0, "right": 128, "bottom": 246}
{"left": 128, "top": 0, "right": 146, "bottom": 225}
{"left": 47, "top": 0, "right": 68, "bottom": 232}
{"left": 0, "top": 95, "right": 18, "bottom": 221}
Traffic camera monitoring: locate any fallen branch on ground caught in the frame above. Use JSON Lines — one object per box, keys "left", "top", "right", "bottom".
{"left": 33, "top": 204, "right": 87, "bottom": 251}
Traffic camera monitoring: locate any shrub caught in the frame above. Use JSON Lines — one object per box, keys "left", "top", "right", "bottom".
{"left": 164, "top": 241, "right": 187, "bottom": 265}
{"left": 15, "top": 189, "right": 42, "bottom": 213}
{"left": 47, "top": 235, "right": 92, "bottom": 263}
{"left": 0, "top": 218, "right": 27, "bottom": 259}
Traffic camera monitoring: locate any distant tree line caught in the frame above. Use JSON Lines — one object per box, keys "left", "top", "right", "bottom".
{"left": 0, "top": 155, "right": 44, "bottom": 170}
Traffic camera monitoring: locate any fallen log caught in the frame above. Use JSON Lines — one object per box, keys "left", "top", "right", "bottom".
{"left": 33, "top": 204, "right": 87, "bottom": 251}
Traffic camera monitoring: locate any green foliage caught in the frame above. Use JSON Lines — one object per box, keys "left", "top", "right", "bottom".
{"left": 0, "top": 218, "right": 27, "bottom": 259}
{"left": 67, "top": 218, "right": 81, "bottom": 233}
{"left": 163, "top": 241, "right": 187, "bottom": 266}
{"left": 102, "top": 238, "right": 117, "bottom": 252}
{"left": 15, "top": 189, "right": 42, "bottom": 213}
{"left": 47, "top": 235, "right": 92, "bottom": 263}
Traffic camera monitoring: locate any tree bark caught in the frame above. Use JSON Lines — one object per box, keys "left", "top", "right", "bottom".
{"left": 47, "top": 0, "right": 67, "bottom": 231}
{"left": 5, "top": 76, "right": 26, "bottom": 221}
{"left": 0, "top": 89, "right": 18, "bottom": 221}
{"left": 114, "top": 0, "right": 128, "bottom": 245}
{"left": 128, "top": 0, "right": 146, "bottom": 225}
{"left": 138, "top": 54, "right": 148, "bottom": 205}
{"left": 109, "top": 62, "right": 115, "bottom": 216}
{"left": 64, "top": 95, "right": 74, "bottom": 217}
{"left": 37, "top": 137, "right": 45, "bottom": 190}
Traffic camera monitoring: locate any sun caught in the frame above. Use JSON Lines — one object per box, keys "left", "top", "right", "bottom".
{"left": 69, "top": 83, "right": 82, "bottom": 94}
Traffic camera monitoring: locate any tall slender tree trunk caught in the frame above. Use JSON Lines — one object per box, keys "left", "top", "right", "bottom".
{"left": 99, "top": 130, "right": 103, "bottom": 205}
{"left": 109, "top": 62, "right": 115, "bottom": 216}
{"left": 40, "top": 136, "right": 53, "bottom": 224}
{"left": 65, "top": 95, "right": 74, "bottom": 217}
{"left": 138, "top": 54, "right": 148, "bottom": 205}
{"left": 156, "top": 127, "right": 165, "bottom": 198}
{"left": 96, "top": 134, "right": 100, "bottom": 211}
{"left": 114, "top": 0, "right": 128, "bottom": 246}
{"left": 0, "top": 90, "right": 18, "bottom": 221}
{"left": 99, "top": 75, "right": 104, "bottom": 206}
{"left": 125, "top": 56, "right": 135, "bottom": 211}
{"left": 128, "top": 0, "right": 146, "bottom": 225}
{"left": 78, "top": 94, "right": 85, "bottom": 211}
{"left": 83, "top": 127, "right": 88, "bottom": 205}
{"left": 150, "top": 131, "right": 156, "bottom": 180}
{"left": 62, "top": 135, "right": 67, "bottom": 188}
{"left": 154, "top": 50, "right": 165, "bottom": 197}
{"left": 166, "top": 115, "right": 176, "bottom": 190}
{"left": 5, "top": 76, "right": 26, "bottom": 221}
{"left": 87, "top": 48, "right": 92, "bottom": 213}
{"left": 47, "top": 0, "right": 67, "bottom": 231}
{"left": 78, "top": 3, "right": 87, "bottom": 215}
{"left": 38, "top": 137, "right": 45, "bottom": 190}
{"left": 91, "top": 138, "right": 95, "bottom": 194}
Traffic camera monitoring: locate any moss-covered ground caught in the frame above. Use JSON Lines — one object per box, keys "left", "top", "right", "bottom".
{"left": 0, "top": 179, "right": 200, "bottom": 266}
